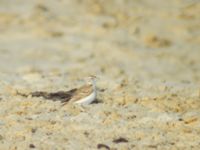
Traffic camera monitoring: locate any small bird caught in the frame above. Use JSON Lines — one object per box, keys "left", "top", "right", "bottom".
{"left": 72, "top": 75, "right": 97, "bottom": 105}
{"left": 30, "top": 75, "right": 97, "bottom": 105}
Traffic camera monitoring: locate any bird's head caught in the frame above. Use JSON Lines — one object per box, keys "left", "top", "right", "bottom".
{"left": 86, "top": 75, "right": 98, "bottom": 85}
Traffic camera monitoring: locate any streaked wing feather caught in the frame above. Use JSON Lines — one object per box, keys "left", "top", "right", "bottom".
{"left": 70, "top": 84, "right": 93, "bottom": 101}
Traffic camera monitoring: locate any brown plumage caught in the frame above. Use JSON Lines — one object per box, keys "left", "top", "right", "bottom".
{"left": 68, "top": 84, "right": 93, "bottom": 102}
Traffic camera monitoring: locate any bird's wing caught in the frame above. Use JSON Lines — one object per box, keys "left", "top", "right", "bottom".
{"left": 70, "top": 84, "right": 93, "bottom": 102}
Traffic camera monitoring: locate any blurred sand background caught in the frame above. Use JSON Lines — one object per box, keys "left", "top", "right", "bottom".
{"left": 0, "top": 0, "right": 200, "bottom": 149}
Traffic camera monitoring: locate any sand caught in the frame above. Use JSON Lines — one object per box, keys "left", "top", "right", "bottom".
{"left": 0, "top": 0, "right": 200, "bottom": 149}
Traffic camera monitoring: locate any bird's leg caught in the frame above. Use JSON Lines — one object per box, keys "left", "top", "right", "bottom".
{"left": 74, "top": 104, "right": 87, "bottom": 112}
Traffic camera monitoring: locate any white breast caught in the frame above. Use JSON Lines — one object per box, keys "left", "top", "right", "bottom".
{"left": 74, "top": 90, "right": 96, "bottom": 105}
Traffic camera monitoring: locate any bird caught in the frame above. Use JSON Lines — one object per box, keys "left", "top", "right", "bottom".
{"left": 30, "top": 75, "right": 97, "bottom": 105}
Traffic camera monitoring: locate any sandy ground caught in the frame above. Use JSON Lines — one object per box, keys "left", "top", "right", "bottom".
{"left": 0, "top": 0, "right": 200, "bottom": 149}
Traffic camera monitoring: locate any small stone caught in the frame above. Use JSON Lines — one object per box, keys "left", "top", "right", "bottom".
{"left": 29, "top": 144, "right": 36, "bottom": 148}
{"left": 97, "top": 143, "right": 110, "bottom": 150}
{"left": 113, "top": 137, "right": 128, "bottom": 143}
